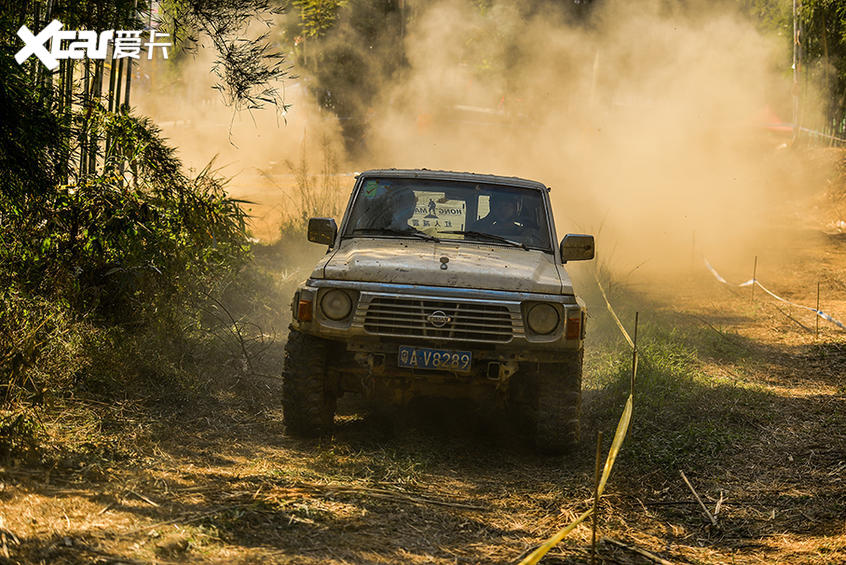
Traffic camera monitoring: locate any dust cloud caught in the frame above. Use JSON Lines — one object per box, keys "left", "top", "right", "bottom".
{"left": 137, "top": 1, "right": 829, "bottom": 279}
{"left": 366, "top": 0, "right": 822, "bottom": 279}
{"left": 134, "top": 49, "right": 349, "bottom": 242}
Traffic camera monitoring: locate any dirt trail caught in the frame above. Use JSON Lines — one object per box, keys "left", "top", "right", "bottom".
{"left": 1, "top": 228, "right": 845, "bottom": 564}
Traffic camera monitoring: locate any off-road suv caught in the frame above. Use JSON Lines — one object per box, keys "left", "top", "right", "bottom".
{"left": 283, "top": 169, "right": 594, "bottom": 453}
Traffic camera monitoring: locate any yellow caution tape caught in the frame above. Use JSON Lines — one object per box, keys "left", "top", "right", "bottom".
{"left": 518, "top": 508, "right": 593, "bottom": 564}
{"left": 592, "top": 270, "right": 634, "bottom": 349}
{"left": 598, "top": 394, "right": 632, "bottom": 495}
{"left": 518, "top": 394, "right": 634, "bottom": 565}
{"left": 518, "top": 268, "right": 636, "bottom": 564}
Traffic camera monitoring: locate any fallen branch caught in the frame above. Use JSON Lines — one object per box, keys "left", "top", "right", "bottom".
{"left": 127, "top": 488, "right": 160, "bottom": 507}
{"left": 714, "top": 491, "right": 724, "bottom": 519}
{"left": 96, "top": 500, "right": 118, "bottom": 516}
{"left": 679, "top": 470, "right": 717, "bottom": 526}
{"left": 604, "top": 537, "right": 674, "bottom": 565}
{"left": 297, "top": 484, "right": 487, "bottom": 511}
{"left": 120, "top": 507, "right": 228, "bottom": 536}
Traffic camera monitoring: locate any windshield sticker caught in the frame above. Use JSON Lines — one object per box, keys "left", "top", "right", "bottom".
{"left": 410, "top": 191, "right": 466, "bottom": 234}
{"left": 363, "top": 180, "right": 388, "bottom": 199}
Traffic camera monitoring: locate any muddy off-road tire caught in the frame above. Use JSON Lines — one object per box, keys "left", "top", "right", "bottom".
{"left": 510, "top": 351, "right": 582, "bottom": 454}
{"left": 282, "top": 329, "right": 336, "bottom": 437}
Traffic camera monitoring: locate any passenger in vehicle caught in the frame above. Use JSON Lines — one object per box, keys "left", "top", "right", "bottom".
{"left": 386, "top": 189, "right": 417, "bottom": 231}
{"left": 354, "top": 187, "right": 417, "bottom": 232}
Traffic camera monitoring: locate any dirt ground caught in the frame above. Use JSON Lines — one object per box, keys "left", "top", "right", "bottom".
{"left": 1, "top": 209, "right": 845, "bottom": 564}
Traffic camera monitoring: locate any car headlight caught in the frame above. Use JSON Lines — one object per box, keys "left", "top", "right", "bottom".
{"left": 526, "top": 303, "right": 560, "bottom": 335}
{"left": 321, "top": 289, "right": 353, "bottom": 320}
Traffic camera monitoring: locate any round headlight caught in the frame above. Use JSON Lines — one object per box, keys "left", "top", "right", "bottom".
{"left": 321, "top": 290, "right": 352, "bottom": 321}
{"left": 526, "top": 303, "right": 560, "bottom": 335}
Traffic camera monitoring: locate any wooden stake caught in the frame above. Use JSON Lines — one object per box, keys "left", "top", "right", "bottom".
{"left": 631, "top": 312, "right": 639, "bottom": 396}
{"left": 751, "top": 256, "right": 758, "bottom": 302}
{"left": 680, "top": 470, "right": 717, "bottom": 526}
{"left": 591, "top": 431, "right": 603, "bottom": 565}
{"left": 816, "top": 281, "right": 820, "bottom": 338}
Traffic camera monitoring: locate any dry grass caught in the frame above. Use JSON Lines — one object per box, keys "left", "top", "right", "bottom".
{"left": 1, "top": 187, "right": 845, "bottom": 564}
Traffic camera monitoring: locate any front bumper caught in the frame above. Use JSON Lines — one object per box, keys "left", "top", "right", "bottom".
{"left": 291, "top": 279, "right": 586, "bottom": 364}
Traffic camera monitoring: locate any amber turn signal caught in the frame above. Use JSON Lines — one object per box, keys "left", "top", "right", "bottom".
{"left": 565, "top": 314, "right": 581, "bottom": 340}
{"left": 297, "top": 298, "right": 313, "bottom": 321}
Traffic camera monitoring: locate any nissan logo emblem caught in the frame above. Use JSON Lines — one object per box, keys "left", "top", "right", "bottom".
{"left": 427, "top": 310, "right": 452, "bottom": 327}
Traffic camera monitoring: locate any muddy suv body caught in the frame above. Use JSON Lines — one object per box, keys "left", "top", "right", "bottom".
{"left": 283, "top": 169, "right": 594, "bottom": 452}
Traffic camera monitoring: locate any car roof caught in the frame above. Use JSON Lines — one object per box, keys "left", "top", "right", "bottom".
{"left": 357, "top": 169, "right": 549, "bottom": 191}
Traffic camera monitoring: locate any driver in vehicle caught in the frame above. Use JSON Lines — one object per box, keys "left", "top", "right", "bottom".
{"left": 471, "top": 193, "right": 524, "bottom": 235}
{"left": 469, "top": 192, "right": 548, "bottom": 246}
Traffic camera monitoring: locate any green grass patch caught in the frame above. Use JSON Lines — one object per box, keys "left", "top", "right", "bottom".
{"left": 584, "top": 325, "right": 772, "bottom": 477}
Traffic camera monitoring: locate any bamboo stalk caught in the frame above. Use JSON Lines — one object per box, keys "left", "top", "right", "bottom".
{"left": 115, "top": 57, "right": 125, "bottom": 175}
{"left": 107, "top": 52, "right": 117, "bottom": 113}
{"left": 124, "top": 0, "right": 138, "bottom": 112}
{"left": 56, "top": 59, "right": 64, "bottom": 115}
{"left": 65, "top": 59, "right": 75, "bottom": 184}
{"left": 123, "top": 57, "right": 132, "bottom": 111}
{"left": 88, "top": 60, "right": 102, "bottom": 175}
{"left": 41, "top": 0, "right": 54, "bottom": 96}
{"left": 105, "top": 48, "right": 117, "bottom": 164}
{"left": 66, "top": 59, "right": 74, "bottom": 113}
{"left": 31, "top": 3, "right": 41, "bottom": 85}
{"left": 115, "top": 58, "right": 124, "bottom": 113}
{"left": 79, "top": 59, "right": 90, "bottom": 177}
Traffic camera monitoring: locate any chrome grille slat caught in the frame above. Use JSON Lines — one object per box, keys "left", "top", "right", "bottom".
{"left": 366, "top": 310, "right": 510, "bottom": 323}
{"left": 363, "top": 296, "right": 514, "bottom": 343}
{"left": 366, "top": 304, "right": 511, "bottom": 316}
{"left": 364, "top": 312, "right": 510, "bottom": 327}
{"left": 364, "top": 321, "right": 512, "bottom": 334}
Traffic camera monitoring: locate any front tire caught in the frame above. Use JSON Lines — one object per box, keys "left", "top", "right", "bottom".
{"left": 510, "top": 352, "right": 582, "bottom": 454}
{"left": 282, "top": 329, "right": 336, "bottom": 437}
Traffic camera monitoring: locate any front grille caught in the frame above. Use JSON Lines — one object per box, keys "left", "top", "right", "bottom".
{"left": 363, "top": 296, "right": 513, "bottom": 343}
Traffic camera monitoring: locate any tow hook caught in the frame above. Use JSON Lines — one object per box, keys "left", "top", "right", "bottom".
{"left": 355, "top": 352, "right": 386, "bottom": 374}
{"left": 487, "top": 360, "right": 518, "bottom": 388}
{"left": 355, "top": 353, "right": 385, "bottom": 398}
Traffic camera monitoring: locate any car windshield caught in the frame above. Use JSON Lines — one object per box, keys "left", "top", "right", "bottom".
{"left": 343, "top": 177, "right": 552, "bottom": 251}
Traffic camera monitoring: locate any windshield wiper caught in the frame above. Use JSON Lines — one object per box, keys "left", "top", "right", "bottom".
{"left": 441, "top": 230, "right": 528, "bottom": 250}
{"left": 351, "top": 227, "right": 440, "bottom": 242}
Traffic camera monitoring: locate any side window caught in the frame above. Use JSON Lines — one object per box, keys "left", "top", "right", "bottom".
{"left": 477, "top": 195, "right": 490, "bottom": 220}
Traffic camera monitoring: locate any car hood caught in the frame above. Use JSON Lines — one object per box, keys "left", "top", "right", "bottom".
{"left": 313, "top": 238, "right": 572, "bottom": 295}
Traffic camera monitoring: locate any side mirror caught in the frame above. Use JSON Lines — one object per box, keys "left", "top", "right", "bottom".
{"left": 307, "top": 217, "right": 338, "bottom": 245}
{"left": 560, "top": 234, "right": 595, "bottom": 263}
